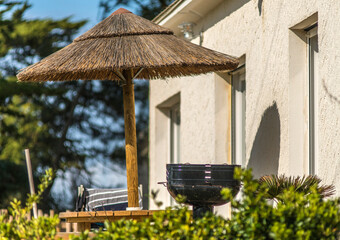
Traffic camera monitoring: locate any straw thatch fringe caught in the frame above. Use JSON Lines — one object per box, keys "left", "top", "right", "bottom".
{"left": 17, "top": 34, "right": 238, "bottom": 82}
{"left": 17, "top": 9, "right": 238, "bottom": 82}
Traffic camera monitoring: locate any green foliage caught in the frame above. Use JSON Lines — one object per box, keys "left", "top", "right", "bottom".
{"left": 0, "top": 0, "right": 87, "bottom": 210}
{"left": 69, "top": 168, "right": 339, "bottom": 240}
{"left": 0, "top": 75, "right": 63, "bottom": 207}
{"left": 0, "top": 168, "right": 60, "bottom": 240}
{"left": 150, "top": 189, "right": 163, "bottom": 208}
{"left": 258, "top": 174, "right": 336, "bottom": 203}
{"left": 0, "top": 168, "right": 338, "bottom": 239}
{"left": 222, "top": 168, "right": 340, "bottom": 240}
{"left": 0, "top": 160, "right": 27, "bottom": 207}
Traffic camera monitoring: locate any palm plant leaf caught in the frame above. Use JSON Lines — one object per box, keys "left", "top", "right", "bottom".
{"left": 258, "top": 174, "right": 335, "bottom": 203}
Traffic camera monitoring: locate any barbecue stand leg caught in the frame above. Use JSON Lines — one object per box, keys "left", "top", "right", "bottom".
{"left": 193, "top": 205, "right": 213, "bottom": 219}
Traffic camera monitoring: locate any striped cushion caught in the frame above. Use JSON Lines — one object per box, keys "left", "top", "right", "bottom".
{"left": 85, "top": 188, "right": 142, "bottom": 211}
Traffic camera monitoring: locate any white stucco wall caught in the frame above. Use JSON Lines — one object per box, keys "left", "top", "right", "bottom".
{"left": 149, "top": 0, "right": 340, "bottom": 213}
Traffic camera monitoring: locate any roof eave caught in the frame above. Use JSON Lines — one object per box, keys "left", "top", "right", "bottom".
{"left": 152, "top": 0, "right": 225, "bottom": 36}
{"left": 152, "top": 0, "right": 186, "bottom": 24}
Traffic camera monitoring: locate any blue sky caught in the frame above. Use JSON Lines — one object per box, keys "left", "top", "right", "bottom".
{"left": 25, "top": 0, "right": 138, "bottom": 35}
{"left": 25, "top": 0, "right": 100, "bottom": 34}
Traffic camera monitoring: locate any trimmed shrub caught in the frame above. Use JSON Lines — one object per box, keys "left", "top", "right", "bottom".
{"left": 0, "top": 168, "right": 59, "bottom": 240}
{"left": 73, "top": 168, "right": 339, "bottom": 240}
{"left": 0, "top": 168, "right": 339, "bottom": 240}
{"left": 222, "top": 168, "right": 339, "bottom": 240}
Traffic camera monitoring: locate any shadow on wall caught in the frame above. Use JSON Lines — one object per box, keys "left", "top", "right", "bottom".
{"left": 258, "top": 0, "right": 263, "bottom": 15}
{"left": 247, "top": 102, "right": 280, "bottom": 178}
{"left": 202, "top": 0, "right": 250, "bottom": 33}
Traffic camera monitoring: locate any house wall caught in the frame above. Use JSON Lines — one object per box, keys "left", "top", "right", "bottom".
{"left": 149, "top": 0, "right": 340, "bottom": 213}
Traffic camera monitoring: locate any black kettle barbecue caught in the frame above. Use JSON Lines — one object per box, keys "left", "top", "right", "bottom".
{"left": 160, "top": 163, "right": 240, "bottom": 219}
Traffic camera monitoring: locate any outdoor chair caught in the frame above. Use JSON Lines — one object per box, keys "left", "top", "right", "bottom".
{"left": 76, "top": 185, "right": 143, "bottom": 212}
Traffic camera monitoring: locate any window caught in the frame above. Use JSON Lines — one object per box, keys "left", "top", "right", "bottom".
{"left": 289, "top": 13, "right": 318, "bottom": 175}
{"left": 154, "top": 93, "right": 180, "bottom": 208}
{"left": 307, "top": 26, "right": 318, "bottom": 174}
{"left": 231, "top": 66, "right": 246, "bottom": 166}
{"left": 170, "top": 104, "right": 180, "bottom": 164}
{"left": 169, "top": 103, "right": 180, "bottom": 206}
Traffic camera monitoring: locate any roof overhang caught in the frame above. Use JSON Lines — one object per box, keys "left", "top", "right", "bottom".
{"left": 153, "top": 0, "right": 225, "bottom": 36}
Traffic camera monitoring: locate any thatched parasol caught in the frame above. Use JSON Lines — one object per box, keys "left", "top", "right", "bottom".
{"left": 17, "top": 8, "right": 239, "bottom": 208}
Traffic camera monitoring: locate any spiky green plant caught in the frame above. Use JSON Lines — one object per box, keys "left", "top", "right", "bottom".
{"left": 258, "top": 175, "right": 335, "bottom": 203}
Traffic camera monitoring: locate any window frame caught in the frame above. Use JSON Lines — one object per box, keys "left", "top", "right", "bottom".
{"left": 306, "top": 26, "right": 318, "bottom": 175}
{"left": 231, "top": 65, "right": 246, "bottom": 167}
{"left": 169, "top": 103, "right": 180, "bottom": 164}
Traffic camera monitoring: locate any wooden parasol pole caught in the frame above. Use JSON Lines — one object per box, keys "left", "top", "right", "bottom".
{"left": 122, "top": 70, "right": 139, "bottom": 208}
{"left": 24, "top": 149, "right": 38, "bottom": 219}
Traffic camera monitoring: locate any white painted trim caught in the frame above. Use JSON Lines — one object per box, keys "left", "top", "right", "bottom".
{"left": 153, "top": 0, "right": 189, "bottom": 25}
{"left": 168, "top": 103, "right": 180, "bottom": 206}
{"left": 169, "top": 104, "right": 180, "bottom": 164}
{"left": 153, "top": 0, "right": 225, "bottom": 35}
{"left": 306, "top": 27, "right": 318, "bottom": 175}
{"left": 231, "top": 67, "right": 246, "bottom": 167}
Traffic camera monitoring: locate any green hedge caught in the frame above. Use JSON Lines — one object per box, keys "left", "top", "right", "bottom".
{"left": 0, "top": 168, "right": 339, "bottom": 240}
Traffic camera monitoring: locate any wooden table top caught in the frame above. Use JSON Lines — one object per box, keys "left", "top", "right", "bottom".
{"left": 59, "top": 210, "right": 159, "bottom": 223}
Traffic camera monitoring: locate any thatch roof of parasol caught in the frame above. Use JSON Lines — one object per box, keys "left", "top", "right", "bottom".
{"left": 17, "top": 8, "right": 238, "bottom": 82}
